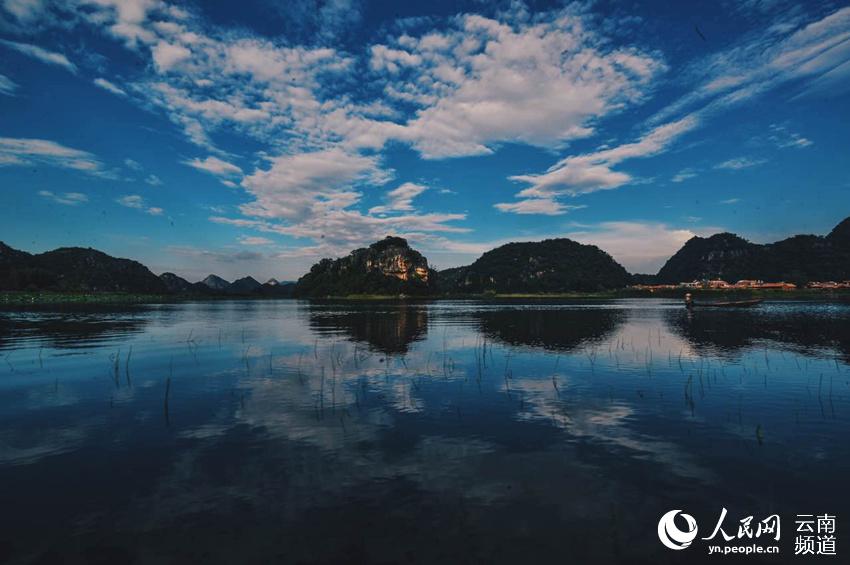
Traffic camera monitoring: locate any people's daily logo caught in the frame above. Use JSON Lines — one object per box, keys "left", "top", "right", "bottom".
{"left": 657, "top": 510, "right": 699, "bottom": 550}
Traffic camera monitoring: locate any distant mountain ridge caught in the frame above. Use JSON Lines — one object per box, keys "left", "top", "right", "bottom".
{"left": 2, "top": 214, "right": 849, "bottom": 297}
{"left": 0, "top": 242, "right": 291, "bottom": 296}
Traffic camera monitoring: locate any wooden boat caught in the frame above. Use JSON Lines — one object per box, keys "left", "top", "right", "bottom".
{"left": 686, "top": 298, "right": 763, "bottom": 308}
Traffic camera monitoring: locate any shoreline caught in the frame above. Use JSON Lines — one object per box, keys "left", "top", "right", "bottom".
{"left": 3, "top": 288, "right": 850, "bottom": 306}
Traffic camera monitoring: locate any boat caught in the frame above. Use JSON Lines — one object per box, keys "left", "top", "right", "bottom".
{"left": 684, "top": 296, "right": 763, "bottom": 308}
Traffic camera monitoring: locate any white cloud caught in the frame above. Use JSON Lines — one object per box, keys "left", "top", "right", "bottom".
{"left": 37, "top": 190, "right": 88, "bottom": 205}
{"left": 0, "top": 39, "right": 76, "bottom": 72}
{"left": 210, "top": 145, "right": 467, "bottom": 260}
{"left": 368, "top": 182, "right": 427, "bottom": 215}
{"left": 151, "top": 41, "right": 191, "bottom": 72}
{"left": 93, "top": 77, "right": 127, "bottom": 96}
{"left": 565, "top": 222, "right": 719, "bottom": 274}
{"left": 2, "top": 0, "right": 47, "bottom": 22}
{"left": 0, "top": 73, "right": 18, "bottom": 96}
{"left": 369, "top": 44, "right": 422, "bottom": 73}
{"left": 238, "top": 235, "right": 273, "bottom": 246}
{"left": 145, "top": 174, "right": 163, "bottom": 186}
{"left": 497, "top": 115, "right": 698, "bottom": 213}
{"left": 116, "top": 194, "right": 145, "bottom": 208}
{"left": 500, "top": 6, "right": 850, "bottom": 216}
{"left": 715, "top": 156, "right": 767, "bottom": 170}
{"left": 671, "top": 168, "right": 698, "bottom": 183}
{"left": 494, "top": 199, "right": 585, "bottom": 216}
{"left": 720, "top": 198, "right": 741, "bottom": 204}
{"left": 381, "top": 10, "right": 667, "bottom": 159}
{"left": 0, "top": 137, "right": 108, "bottom": 176}
{"left": 239, "top": 148, "right": 387, "bottom": 221}
{"left": 124, "top": 158, "right": 143, "bottom": 170}
{"left": 183, "top": 155, "right": 243, "bottom": 178}
{"left": 117, "top": 193, "right": 163, "bottom": 215}
{"left": 649, "top": 7, "right": 850, "bottom": 125}
{"left": 768, "top": 123, "right": 813, "bottom": 148}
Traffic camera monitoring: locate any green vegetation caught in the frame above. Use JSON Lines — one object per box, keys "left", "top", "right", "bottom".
{"left": 0, "top": 291, "right": 177, "bottom": 305}
{"left": 441, "top": 238, "right": 631, "bottom": 294}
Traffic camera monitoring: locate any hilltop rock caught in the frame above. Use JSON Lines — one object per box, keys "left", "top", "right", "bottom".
{"left": 293, "top": 237, "right": 435, "bottom": 297}
{"left": 442, "top": 238, "right": 631, "bottom": 293}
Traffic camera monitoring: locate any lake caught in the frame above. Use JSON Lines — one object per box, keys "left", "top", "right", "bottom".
{"left": 1, "top": 299, "right": 848, "bottom": 563}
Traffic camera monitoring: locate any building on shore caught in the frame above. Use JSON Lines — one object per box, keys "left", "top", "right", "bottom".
{"left": 808, "top": 281, "right": 850, "bottom": 289}
{"left": 630, "top": 279, "right": 805, "bottom": 292}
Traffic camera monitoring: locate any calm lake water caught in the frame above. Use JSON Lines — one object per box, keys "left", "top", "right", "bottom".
{"left": 1, "top": 299, "right": 848, "bottom": 564}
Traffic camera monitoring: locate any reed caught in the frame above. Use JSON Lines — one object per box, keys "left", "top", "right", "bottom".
{"left": 163, "top": 370, "right": 171, "bottom": 427}
{"left": 125, "top": 345, "right": 132, "bottom": 386}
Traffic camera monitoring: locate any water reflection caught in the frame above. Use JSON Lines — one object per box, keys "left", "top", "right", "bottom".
{"left": 665, "top": 302, "right": 850, "bottom": 360}
{"left": 466, "top": 303, "right": 626, "bottom": 351}
{"left": 0, "top": 307, "right": 149, "bottom": 350}
{"left": 0, "top": 299, "right": 847, "bottom": 564}
{"left": 307, "top": 301, "right": 429, "bottom": 354}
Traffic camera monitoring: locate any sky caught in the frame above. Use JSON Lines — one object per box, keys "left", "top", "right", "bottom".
{"left": 1, "top": 0, "right": 849, "bottom": 282}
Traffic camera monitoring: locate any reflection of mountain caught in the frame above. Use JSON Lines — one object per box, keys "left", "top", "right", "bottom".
{"left": 471, "top": 305, "right": 625, "bottom": 351}
{"left": 307, "top": 303, "right": 429, "bottom": 354}
{"left": 0, "top": 308, "right": 149, "bottom": 350}
{"left": 664, "top": 306, "right": 850, "bottom": 359}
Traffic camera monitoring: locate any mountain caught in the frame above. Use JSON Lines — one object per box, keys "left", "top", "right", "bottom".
{"left": 0, "top": 242, "right": 31, "bottom": 265}
{"left": 293, "top": 236, "right": 436, "bottom": 297}
{"left": 657, "top": 216, "right": 850, "bottom": 284}
{"left": 228, "top": 276, "right": 262, "bottom": 294}
{"left": 656, "top": 233, "right": 758, "bottom": 284}
{"left": 441, "top": 238, "right": 631, "bottom": 293}
{"left": 160, "top": 272, "right": 193, "bottom": 293}
{"left": 201, "top": 274, "right": 231, "bottom": 291}
{"left": 159, "top": 272, "right": 215, "bottom": 295}
{"left": 827, "top": 216, "right": 850, "bottom": 247}
{"left": 0, "top": 243, "right": 167, "bottom": 293}
{"left": 259, "top": 279, "right": 295, "bottom": 297}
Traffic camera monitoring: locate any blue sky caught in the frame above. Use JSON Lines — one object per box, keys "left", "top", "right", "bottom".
{"left": 1, "top": 0, "right": 849, "bottom": 281}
